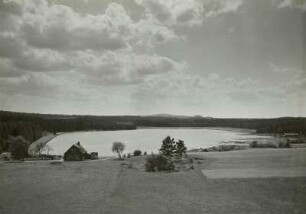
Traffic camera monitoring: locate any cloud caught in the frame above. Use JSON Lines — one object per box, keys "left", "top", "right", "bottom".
{"left": 136, "top": 0, "right": 244, "bottom": 26}
{"left": 20, "top": 2, "right": 129, "bottom": 51}
{"left": 202, "top": 0, "right": 244, "bottom": 17}
{"left": 0, "top": 0, "right": 181, "bottom": 87}
{"left": 0, "top": 58, "right": 24, "bottom": 77}
{"left": 0, "top": 71, "right": 89, "bottom": 98}
{"left": 77, "top": 51, "right": 185, "bottom": 85}
{"left": 131, "top": 71, "right": 282, "bottom": 108}
{"left": 136, "top": 0, "right": 203, "bottom": 26}
{"left": 269, "top": 63, "right": 302, "bottom": 74}
{"left": 271, "top": 0, "right": 306, "bottom": 11}
{"left": 0, "top": 32, "right": 24, "bottom": 58}
{"left": 0, "top": 0, "right": 177, "bottom": 52}
{"left": 12, "top": 49, "right": 73, "bottom": 72}
{"left": 0, "top": 73, "right": 62, "bottom": 97}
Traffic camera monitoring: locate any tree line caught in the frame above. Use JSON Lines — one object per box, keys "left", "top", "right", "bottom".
{"left": 1, "top": 110, "right": 305, "bottom": 153}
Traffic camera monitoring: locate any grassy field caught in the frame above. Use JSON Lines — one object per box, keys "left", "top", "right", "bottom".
{"left": 1, "top": 148, "right": 306, "bottom": 214}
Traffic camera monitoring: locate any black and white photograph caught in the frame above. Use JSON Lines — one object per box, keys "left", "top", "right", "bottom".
{"left": 0, "top": 0, "right": 305, "bottom": 213}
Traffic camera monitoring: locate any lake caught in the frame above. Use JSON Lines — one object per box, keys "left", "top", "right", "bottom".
{"left": 47, "top": 128, "right": 272, "bottom": 157}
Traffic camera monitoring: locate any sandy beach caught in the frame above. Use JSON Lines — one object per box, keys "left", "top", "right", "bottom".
{"left": 1, "top": 147, "right": 305, "bottom": 214}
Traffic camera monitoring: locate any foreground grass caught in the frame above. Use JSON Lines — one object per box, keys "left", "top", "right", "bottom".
{"left": 1, "top": 149, "right": 306, "bottom": 214}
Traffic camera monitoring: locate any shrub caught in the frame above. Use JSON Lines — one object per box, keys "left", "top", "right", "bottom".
{"left": 143, "top": 151, "right": 147, "bottom": 155}
{"left": 133, "top": 150, "right": 142, "bottom": 156}
{"left": 8, "top": 136, "right": 30, "bottom": 160}
{"left": 249, "top": 141, "right": 277, "bottom": 148}
{"left": 186, "top": 157, "right": 194, "bottom": 164}
{"left": 145, "top": 154, "right": 174, "bottom": 172}
{"left": 279, "top": 141, "right": 290, "bottom": 148}
{"left": 249, "top": 141, "right": 258, "bottom": 148}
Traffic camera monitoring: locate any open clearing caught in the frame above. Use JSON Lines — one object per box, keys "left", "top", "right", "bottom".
{"left": 201, "top": 148, "right": 306, "bottom": 179}
{"left": 203, "top": 167, "right": 306, "bottom": 179}
{"left": 1, "top": 148, "right": 306, "bottom": 214}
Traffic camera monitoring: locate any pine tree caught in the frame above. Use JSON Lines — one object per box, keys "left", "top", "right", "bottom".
{"left": 159, "top": 136, "right": 176, "bottom": 158}
{"left": 175, "top": 139, "right": 187, "bottom": 160}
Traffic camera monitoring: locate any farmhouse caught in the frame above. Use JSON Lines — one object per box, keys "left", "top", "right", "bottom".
{"left": 64, "top": 142, "right": 90, "bottom": 161}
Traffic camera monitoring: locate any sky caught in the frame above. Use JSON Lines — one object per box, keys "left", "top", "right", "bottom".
{"left": 0, "top": 0, "right": 305, "bottom": 118}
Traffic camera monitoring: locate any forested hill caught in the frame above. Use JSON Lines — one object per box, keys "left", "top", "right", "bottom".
{"left": 0, "top": 110, "right": 305, "bottom": 144}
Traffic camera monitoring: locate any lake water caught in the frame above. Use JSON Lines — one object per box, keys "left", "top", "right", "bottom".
{"left": 47, "top": 128, "right": 271, "bottom": 157}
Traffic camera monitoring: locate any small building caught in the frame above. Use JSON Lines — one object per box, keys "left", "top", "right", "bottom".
{"left": 64, "top": 142, "right": 90, "bottom": 161}
{"left": 90, "top": 152, "right": 98, "bottom": 160}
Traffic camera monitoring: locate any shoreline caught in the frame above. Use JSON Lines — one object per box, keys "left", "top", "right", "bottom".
{"left": 38, "top": 127, "right": 278, "bottom": 157}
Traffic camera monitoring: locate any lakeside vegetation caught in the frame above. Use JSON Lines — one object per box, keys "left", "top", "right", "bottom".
{"left": 0, "top": 110, "right": 305, "bottom": 154}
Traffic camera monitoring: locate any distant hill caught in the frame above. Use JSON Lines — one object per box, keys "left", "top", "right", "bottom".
{"left": 147, "top": 113, "right": 192, "bottom": 118}
{"left": 147, "top": 113, "right": 214, "bottom": 119}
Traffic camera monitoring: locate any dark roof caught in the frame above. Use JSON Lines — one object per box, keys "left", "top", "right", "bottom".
{"left": 66, "top": 142, "right": 88, "bottom": 154}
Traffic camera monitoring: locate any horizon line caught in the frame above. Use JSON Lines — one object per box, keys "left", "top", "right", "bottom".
{"left": 0, "top": 109, "right": 305, "bottom": 120}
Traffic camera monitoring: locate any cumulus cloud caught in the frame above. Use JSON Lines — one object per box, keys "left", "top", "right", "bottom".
{"left": 136, "top": 0, "right": 244, "bottom": 26}
{"left": 202, "top": 0, "right": 244, "bottom": 17}
{"left": 0, "top": 32, "right": 24, "bottom": 58}
{"left": 271, "top": 0, "right": 306, "bottom": 11}
{"left": 269, "top": 63, "right": 302, "bottom": 74}
{"left": 0, "top": 71, "right": 89, "bottom": 98}
{"left": 0, "top": 0, "right": 177, "bottom": 52}
{"left": 0, "top": 0, "right": 181, "bottom": 89}
{"left": 76, "top": 51, "right": 185, "bottom": 85}
{"left": 20, "top": 2, "right": 129, "bottom": 51}
{"left": 0, "top": 73, "right": 63, "bottom": 97}
{"left": 12, "top": 49, "right": 74, "bottom": 72}
{"left": 136, "top": 0, "right": 203, "bottom": 26}
{"left": 0, "top": 0, "right": 304, "bottom": 116}
{"left": 0, "top": 58, "right": 24, "bottom": 77}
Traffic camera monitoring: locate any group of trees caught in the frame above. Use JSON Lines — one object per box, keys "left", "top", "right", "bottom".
{"left": 0, "top": 110, "right": 137, "bottom": 154}
{"left": 110, "top": 136, "right": 188, "bottom": 172}
{"left": 159, "top": 136, "right": 187, "bottom": 160}
{"left": 145, "top": 136, "right": 187, "bottom": 172}
{"left": 111, "top": 136, "right": 187, "bottom": 162}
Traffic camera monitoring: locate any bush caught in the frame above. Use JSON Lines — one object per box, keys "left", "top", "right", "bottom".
{"left": 145, "top": 154, "right": 174, "bottom": 172}
{"left": 143, "top": 151, "right": 147, "bottom": 155}
{"left": 133, "top": 150, "right": 142, "bottom": 156}
{"left": 250, "top": 141, "right": 277, "bottom": 148}
{"left": 249, "top": 141, "right": 258, "bottom": 148}
{"left": 279, "top": 141, "right": 290, "bottom": 148}
{"left": 8, "top": 136, "right": 30, "bottom": 160}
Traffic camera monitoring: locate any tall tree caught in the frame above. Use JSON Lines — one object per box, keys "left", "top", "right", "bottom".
{"left": 159, "top": 136, "right": 176, "bottom": 158}
{"left": 175, "top": 139, "right": 187, "bottom": 160}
